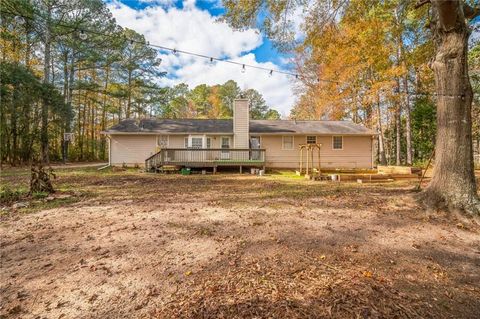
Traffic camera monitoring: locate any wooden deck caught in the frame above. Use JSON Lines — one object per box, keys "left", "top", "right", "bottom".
{"left": 145, "top": 148, "right": 266, "bottom": 172}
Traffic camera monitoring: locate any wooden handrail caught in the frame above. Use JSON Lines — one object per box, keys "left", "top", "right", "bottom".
{"left": 145, "top": 148, "right": 266, "bottom": 161}
{"left": 145, "top": 148, "right": 266, "bottom": 171}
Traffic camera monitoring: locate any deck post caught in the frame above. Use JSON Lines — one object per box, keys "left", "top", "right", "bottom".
{"left": 213, "top": 166, "right": 217, "bottom": 174}
{"left": 239, "top": 165, "right": 242, "bottom": 174}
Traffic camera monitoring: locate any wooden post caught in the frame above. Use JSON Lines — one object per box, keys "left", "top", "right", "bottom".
{"left": 299, "top": 147, "right": 303, "bottom": 174}
{"left": 310, "top": 146, "right": 315, "bottom": 176}
{"left": 317, "top": 144, "right": 321, "bottom": 176}
{"left": 213, "top": 166, "right": 217, "bottom": 174}
{"left": 306, "top": 147, "right": 309, "bottom": 177}
{"left": 239, "top": 165, "right": 242, "bottom": 174}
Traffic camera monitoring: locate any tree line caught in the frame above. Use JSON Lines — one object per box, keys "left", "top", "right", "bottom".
{"left": 0, "top": 0, "right": 279, "bottom": 166}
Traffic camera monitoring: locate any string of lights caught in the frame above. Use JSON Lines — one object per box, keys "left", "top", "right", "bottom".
{"left": 1, "top": 9, "right": 333, "bottom": 83}
{"left": 2, "top": 9, "right": 479, "bottom": 98}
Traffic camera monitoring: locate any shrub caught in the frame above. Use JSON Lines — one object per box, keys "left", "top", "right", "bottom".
{"left": 0, "top": 186, "right": 24, "bottom": 204}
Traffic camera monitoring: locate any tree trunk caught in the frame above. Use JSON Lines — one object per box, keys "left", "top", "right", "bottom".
{"left": 127, "top": 69, "right": 132, "bottom": 118}
{"left": 394, "top": 21, "right": 402, "bottom": 166}
{"left": 100, "top": 67, "right": 110, "bottom": 159}
{"left": 395, "top": 96, "right": 401, "bottom": 166}
{"left": 423, "top": 1, "right": 479, "bottom": 216}
{"left": 41, "top": 6, "right": 52, "bottom": 164}
{"left": 403, "top": 73, "right": 413, "bottom": 165}
{"left": 376, "top": 97, "right": 387, "bottom": 165}
{"left": 62, "top": 51, "right": 68, "bottom": 163}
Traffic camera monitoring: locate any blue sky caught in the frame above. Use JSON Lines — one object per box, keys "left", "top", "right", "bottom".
{"left": 118, "top": 0, "right": 289, "bottom": 65}
{"left": 106, "top": 0, "right": 297, "bottom": 115}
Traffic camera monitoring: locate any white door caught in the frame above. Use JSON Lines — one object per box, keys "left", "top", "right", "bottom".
{"left": 250, "top": 136, "right": 261, "bottom": 160}
{"left": 189, "top": 136, "right": 204, "bottom": 162}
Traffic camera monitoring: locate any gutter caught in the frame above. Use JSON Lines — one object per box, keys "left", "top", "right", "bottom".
{"left": 101, "top": 131, "right": 377, "bottom": 137}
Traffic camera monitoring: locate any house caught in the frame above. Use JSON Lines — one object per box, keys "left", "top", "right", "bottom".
{"left": 102, "top": 99, "right": 376, "bottom": 171}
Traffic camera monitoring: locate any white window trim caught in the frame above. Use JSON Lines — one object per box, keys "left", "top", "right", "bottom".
{"left": 282, "top": 136, "right": 295, "bottom": 150}
{"left": 206, "top": 137, "right": 212, "bottom": 149}
{"left": 221, "top": 136, "right": 231, "bottom": 148}
{"left": 250, "top": 136, "right": 261, "bottom": 148}
{"left": 157, "top": 135, "right": 169, "bottom": 147}
{"left": 306, "top": 135, "right": 317, "bottom": 144}
{"left": 332, "top": 136, "right": 343, "bottom": 150}
{"left": 189, "top": 135, "right": 204, "bottom": 149}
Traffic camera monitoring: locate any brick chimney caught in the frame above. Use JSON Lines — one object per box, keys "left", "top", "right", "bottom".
{"left": 233, "top": 99, "right": 249, "bottom": 148}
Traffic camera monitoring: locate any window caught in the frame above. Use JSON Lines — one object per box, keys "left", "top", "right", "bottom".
{"left": 221, "top": 137, "right": 230, "bottom": 149}
{"left": 206, "top": 137, "right": 211, "bottom": 149}
{"left": 157, "top": 135, "right": 169, "bottom": 148}
{"left": 282, "top": 136, "right": 294, "bottom": 150}
{"left": 191, "top": 137, "right": 203, "bottom": 149}
{"left": 332, "top": 136, "right": 343, "bottom": 150}
{"left": 250, "top": 136, "right": 261, "bottom": 149}
{"left": 306, "top": 136, "right": 317, "bottom": 144}
{"left": 184, "top": 137, "right": 188, "bottom": 148}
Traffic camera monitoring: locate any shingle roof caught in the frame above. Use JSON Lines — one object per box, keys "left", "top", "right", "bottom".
{"left": 249, "top": 120, "right": 375, "bottom": 135}
{"left": 105, "top": 118, "right": 375, "bottom": 135}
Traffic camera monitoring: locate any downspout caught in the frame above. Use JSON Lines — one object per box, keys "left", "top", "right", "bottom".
{"left": 371, "top": 135, "right": 375, "bottom": 169}
{"left": 98, "top": 135, "right": 111, "bottom": 171}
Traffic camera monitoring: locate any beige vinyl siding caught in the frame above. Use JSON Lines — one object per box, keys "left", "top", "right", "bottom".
{"left": 233, "top": 99, "right": 249, "bottom": 148}
{"left": 110, "top": 135, "right": 157, "bottom": 166}
{"left": 109, "top": 133, "right": 372, "bottom": 169}
{"left": 260, "top": 135, "right": 372, "bottom": 169}
{"left": 168, "top": 135, "right": 187, "bottom": 148}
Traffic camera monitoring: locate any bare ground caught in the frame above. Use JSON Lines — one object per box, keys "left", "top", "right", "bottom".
{"left": 1, "top": 168, "right": 479, "bottom": 318}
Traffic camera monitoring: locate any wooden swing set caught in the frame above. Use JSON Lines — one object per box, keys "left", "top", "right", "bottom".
{"left": 296, "top": 143, "right": 322, "bottom": 179}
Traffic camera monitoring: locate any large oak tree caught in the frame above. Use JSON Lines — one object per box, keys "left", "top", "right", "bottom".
{"left": 414, "top": 0, "right": 479, "bottom": 218}
{"left": 222, "top": 0, "right": 480, "bottom": 219}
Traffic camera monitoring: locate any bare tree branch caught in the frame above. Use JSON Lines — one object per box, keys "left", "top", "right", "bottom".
{"left": 414, "top": 0, "right": 430, "bottom": 9}
{"left": 464, "top": 3, "right": 480, "bottom": 20}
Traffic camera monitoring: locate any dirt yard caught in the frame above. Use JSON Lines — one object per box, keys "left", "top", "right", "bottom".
{"left": 1, "top": 167, "right": 479, "bottom": 318}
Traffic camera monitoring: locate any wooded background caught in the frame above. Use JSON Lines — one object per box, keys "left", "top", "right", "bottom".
{"left": 1, "top": 0, "right": 479, "bottom": 167}
{"left": 0, "top": 0, "right": 280, "bottom": 165}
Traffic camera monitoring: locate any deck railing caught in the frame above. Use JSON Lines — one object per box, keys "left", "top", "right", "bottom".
{"left": 145, "top": 148, "right": 266, "bottom": 171}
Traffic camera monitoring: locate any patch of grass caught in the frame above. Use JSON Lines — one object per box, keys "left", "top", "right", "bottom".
{"left": 0, "top": 168, "right": 30, "bottom": 178}
{"left": 0, "top": 185, "right": 29, "bottom": 205}
{"left": 31, "top": 191, "right": 49, "bottom": 199}
{"left": 268, "top": 170, "right": 304, "bottom": 179}
{"left": 18, "top": 190, "right": 95, "bottom": 214}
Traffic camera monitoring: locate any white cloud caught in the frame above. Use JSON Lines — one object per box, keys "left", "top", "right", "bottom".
{"left": 107, "top": 0, "right": 297, "bottom": 115}
{"left": 137, "top": 0, "right": 176, "bottom": 7}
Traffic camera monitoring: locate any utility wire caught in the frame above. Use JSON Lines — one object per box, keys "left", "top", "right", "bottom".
{"left": 0, "top": 9, "right": 336, "bottom": 83}
{"left": 2, "top": 9, "right": 480, "bottom": 98}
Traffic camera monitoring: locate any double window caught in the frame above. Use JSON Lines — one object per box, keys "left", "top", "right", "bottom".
{"left": 191, "top": 137, "right": 203, "bottom": 149}
{"left": 282, "top": 136, "right": 294, "bottom": 150}
{"left": 183, "top": 136, "right": 213, "bottom": 148}
{"left": 221, "top": 137, "right": 230, "bottom": 149}
{"left": 332, "top": 136, "right": 343, "bottom": 150}
{"left": 306, "top": 136, "right": 317, "bottom": 144}
{"left": 157, "top": 135, "right": 169, "bottom": 148}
